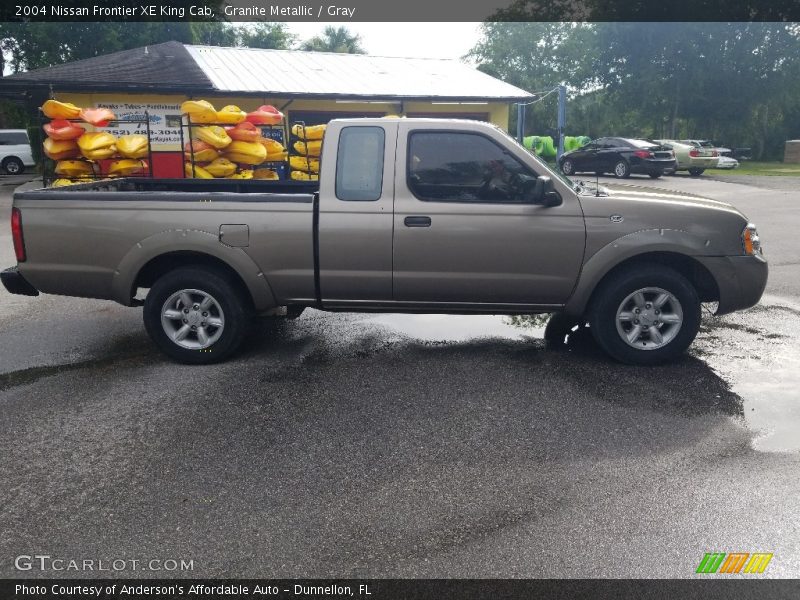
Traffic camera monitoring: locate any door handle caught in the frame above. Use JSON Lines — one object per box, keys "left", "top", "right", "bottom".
{"left": 404, "top": 216, "right": 432, "bottom": 227}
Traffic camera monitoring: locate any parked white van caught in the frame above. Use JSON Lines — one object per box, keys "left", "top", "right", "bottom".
{"left": 0, "top": 129, "right": 34, "bottom": 175}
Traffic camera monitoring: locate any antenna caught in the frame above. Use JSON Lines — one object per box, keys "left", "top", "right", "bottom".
{"left": 595, "top": 169, "right": 600, "bottom": 197}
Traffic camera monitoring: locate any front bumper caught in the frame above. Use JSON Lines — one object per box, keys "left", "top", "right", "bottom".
{"left": 1, "top": 266, "right": 39, "bottom": 296}
{"left": 695, "top": 255, "right": 768, "bottom": 315}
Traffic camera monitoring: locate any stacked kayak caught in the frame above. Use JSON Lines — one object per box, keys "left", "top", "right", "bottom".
{"left": 289, "top": 122, "right": 325, "bottom": 181}
{"left": 522, "top": 135, "right": 591, "bottom": 157}
{"left": 182, "top": 100, "right": 288, "bottom": 179}
{"left": 40, "top": 100, "right": 150, "bottom": 185}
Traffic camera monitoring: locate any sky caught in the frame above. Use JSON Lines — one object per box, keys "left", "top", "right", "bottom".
{"left": 286, "top": 22, "right": 483, "bottom": 61}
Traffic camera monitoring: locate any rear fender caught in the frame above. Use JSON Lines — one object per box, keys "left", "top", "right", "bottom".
{"left": 111, "top": 229, "right": 277, "bottom": 311}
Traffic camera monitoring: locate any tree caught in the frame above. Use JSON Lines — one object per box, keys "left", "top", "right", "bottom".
{"left": 239, "top": 23, "right": 296, "bottom": 50}
{"left": 469, "top": 22, "right": 800, "bottom": 159}
{"left": 299, "top": 26, "right": 365, "bottom": 54}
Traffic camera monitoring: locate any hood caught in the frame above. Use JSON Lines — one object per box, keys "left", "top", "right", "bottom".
{"left": 576, "top": 181, "right": 742, "bottom": 216}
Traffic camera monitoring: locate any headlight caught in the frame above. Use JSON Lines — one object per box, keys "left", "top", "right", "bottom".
{"left": 742, "top": 223, "right": 762, "bottom": 256}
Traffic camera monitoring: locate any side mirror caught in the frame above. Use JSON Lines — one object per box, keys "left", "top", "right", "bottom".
{"left": 526, "top": 175, "right": 562, "bottom": 207}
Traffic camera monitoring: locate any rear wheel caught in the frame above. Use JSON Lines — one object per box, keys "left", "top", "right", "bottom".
{"left": 560, "top": 159, "right": 575, "bottom": 176}
{"left": 588, "top": 264, "right": 701, "bottom": 365}
{"left": 143, "top": 266, "right": 251, "bottom": 364}
{"left": 613, "top": 160, "right": 631, "bottom": 178}
{"left": 688, "top": 167, "right": 705, "bottom": 176}
{"left": 2, "top": 157, "right": 24, "bottom": 175}
{"left": 648, "top": 172, "right": 662, "bottom": 179}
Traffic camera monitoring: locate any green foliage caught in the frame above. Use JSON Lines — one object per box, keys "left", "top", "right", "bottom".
{"left": 470, "top": 23, "right": 800, "bottom": 160}
{"left": 299, "top": 26, "right": 365, "bottom": 54}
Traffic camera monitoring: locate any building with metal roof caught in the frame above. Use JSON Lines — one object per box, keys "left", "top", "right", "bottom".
{"left": 1, "top": 41, "right": 532, "bottom": 177}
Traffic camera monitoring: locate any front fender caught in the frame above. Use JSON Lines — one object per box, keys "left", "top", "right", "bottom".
{"left": 110, "top": 228, "right": 277, "bottom": 311}
{"left": 563, "top": 228, "right": 712, "bottom": 317}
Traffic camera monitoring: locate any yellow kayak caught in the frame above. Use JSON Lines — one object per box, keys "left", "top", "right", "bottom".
{"left": 184, "top": 162, "right": 214, "bottom": 179}
{"left": 83, "top": 146, "right": 117, "bottom": 160}
{"left": 259, "top": 138, "right": 286, "bottom": 154}
{"left": 204, "top": 157, "right": 238, "bottom": 177}
{"left": 196, "top": 126, "right": 232, "bottom": 149}
{"left": 55, "top": 160, "right": 97, "bottom": 177}
{"left": 42, "top": 99, "right": 81, "bottom": 120}
{"left": 216, "top": 105, "right": 247, "bottom": 125}
{"left": 289, "top": 156, "right": 320, "bottom": 173}
{"left": 291, "top": 124, "right": 326, "bottom": 140}
{"left": 223, "top": 140, "right": 267, "bottom": 165}
{"left": 181, "top": 99, "right": 217, "bottom": 123}
{"left": 116, "top": 135, "right": 148, "bottom": 159}
{"left": 293, "top": 140, "right": 322, "bottom": 157}
{"left": 77, "top": 131, "right": 116, "bottom": 152}
{"left": 108, "top": 159, "right": 147, "bottom": 177}
{"left": 265, "top": 151, "right": 288, "bottom": 163}
{"left": 290, "top": 171, "right": 318, "bottom": 181}
{"left": 228, "top": 170, "right": 254, "bottom": 179}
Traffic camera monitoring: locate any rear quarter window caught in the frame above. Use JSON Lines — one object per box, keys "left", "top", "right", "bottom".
{"left": 335, "top": 126, "right": 385, "bottom": 201}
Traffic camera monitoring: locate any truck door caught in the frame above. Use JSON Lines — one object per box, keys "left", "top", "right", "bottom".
{"left": 317, "top": 121, "right": 397, "bottom": 304}
{"left": 392, "top": 124, "right": 585, "bottom": 308}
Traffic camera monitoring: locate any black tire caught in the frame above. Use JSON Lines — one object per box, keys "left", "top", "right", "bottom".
{"left": 143, "top": 266, "right": 251, "bottom": 364}
{"left": 2, "top": 157, "right": 24, "bottom": 175}
{"left": 588, "top": 264, "right": 701, "bottom": 365}
{"left": 648, "top": 172, "right": 662, "bottom": 179}
{"left": 560, "top": 159, "right": 575, "bottom": 176}
{"left": 688, "top": 168, "right": 705, "bottom": 177}
{"left": 613, "top": 160, "right": 631, "bottom": 179}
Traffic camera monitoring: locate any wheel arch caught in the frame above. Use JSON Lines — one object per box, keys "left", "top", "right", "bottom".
{"left": 564, "top": 236, "right": 721, "bottom": 318}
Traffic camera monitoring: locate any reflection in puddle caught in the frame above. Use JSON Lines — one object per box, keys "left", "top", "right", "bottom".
{"left": 363, "top": 313, "right": 548, "bottom": 343}
{"left": 697, "top": 296, "right": 800, "bottom": 453}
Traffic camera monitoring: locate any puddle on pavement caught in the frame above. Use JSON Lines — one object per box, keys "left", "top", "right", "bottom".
{"left": 362, "top": 305, "right": 800, "bottom": 454}
{"left": 362, "top": 313, "right": 548, "bottom": 343}
{"left": 693, "top": 295, "right": 800, "bottom": 453}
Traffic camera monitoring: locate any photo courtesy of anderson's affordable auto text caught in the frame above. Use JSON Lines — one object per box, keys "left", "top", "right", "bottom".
{"left": 0, "top": 0, "right": 799, "bottom": 598}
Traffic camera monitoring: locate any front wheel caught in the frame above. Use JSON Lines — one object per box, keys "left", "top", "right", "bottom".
{"left": 613, "top": 160, "right": 631, "bottom": 178}
{"left": 560, "top": 159, "right": 575, "bottom": 176}
{"left": 143, "top": 266, "right": 251, "bottom": 364}
{"left": 588, "top": 264, "right": 701, "bottom": 365}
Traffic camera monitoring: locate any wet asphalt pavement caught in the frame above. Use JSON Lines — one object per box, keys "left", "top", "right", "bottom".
{"left": 0, "top": 172, "right": 799, "bottom": 579}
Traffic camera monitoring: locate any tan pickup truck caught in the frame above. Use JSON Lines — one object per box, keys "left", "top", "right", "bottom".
{"left": 2, "top": 118, "right": 767, "bottom": 364}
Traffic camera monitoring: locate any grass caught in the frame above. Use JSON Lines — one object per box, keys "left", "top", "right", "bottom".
{"left": 706, "top": 161, "right": 800, "bottom": 176}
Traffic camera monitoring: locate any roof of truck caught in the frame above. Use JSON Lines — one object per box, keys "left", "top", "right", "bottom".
{"left": 2, "top": 41, "right": 533, "bottom": 102}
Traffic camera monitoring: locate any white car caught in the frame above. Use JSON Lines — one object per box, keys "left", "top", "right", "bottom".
{"left": 714, "top": 155, "right": 739, "bottom": 169}
{"left": 0, "top": 129, "right": 35, "bottom": 175}
{"left": 655, "top": 139, "right": 719, "bottom": 176}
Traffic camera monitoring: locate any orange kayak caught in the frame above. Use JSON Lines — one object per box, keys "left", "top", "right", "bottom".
{"left": 79, "top": 107, "right": 116, "bottom": 127}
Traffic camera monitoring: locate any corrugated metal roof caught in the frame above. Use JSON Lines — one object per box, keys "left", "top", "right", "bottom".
{"left": 185, "top": 45, "right": 532, "bottom": 100}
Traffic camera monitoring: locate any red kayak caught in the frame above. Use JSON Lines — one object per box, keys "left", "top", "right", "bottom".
{"left": 226, "top": 122, "right": 261, "bottom": 142}
{"left": 43, "top": 119, "right": 86, "bottom": 141}
{"left": 245, "top": 105, "right": 283, "bottom": 125}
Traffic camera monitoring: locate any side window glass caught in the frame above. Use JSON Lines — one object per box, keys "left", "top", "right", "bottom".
{"left": 335, "top": 126, "right": 385, "bottom": 201}
{"left": 407, "top": 132, "right": 538, "bottom": 203}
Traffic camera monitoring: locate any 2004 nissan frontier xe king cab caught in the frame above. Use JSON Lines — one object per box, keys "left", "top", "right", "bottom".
{"left": 2, "top": 118, "right": 767, "bottom": 365}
